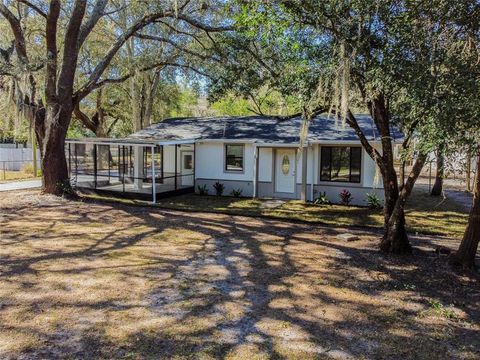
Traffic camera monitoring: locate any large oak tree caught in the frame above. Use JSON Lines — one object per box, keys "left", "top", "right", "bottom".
{"left": 0, "top": 0, "right": 230, "bottom": 194}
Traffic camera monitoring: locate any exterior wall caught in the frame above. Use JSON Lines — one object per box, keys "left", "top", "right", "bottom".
{"left": 313, "top": 184, "right": 383, "bottom": 206}
{"left": 194, "top": 141, "right": 254, "bottom": 197}
{"left": 258, "top": 148, "right": 272, "bottom": 182}
{"left": 196, "top": 178, "right": 253, "bottom": 197}
{"left": 193, "top": 140, "right": 385, "bottom": 205}
{"left": 163, "top": 144, "right": 194, "bottom": 173}
{"left": 362, "top": 144, "right": 382, "bottom": 188}
{"left": 195, "top": 142, "right": 255, "bottom": 181}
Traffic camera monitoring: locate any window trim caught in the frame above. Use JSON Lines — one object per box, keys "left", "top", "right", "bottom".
{"left": 224, "top": 143, "right": 245, "bottom": 173}
{"left": 319, "top": 145, "right": 362, "bottom": 184}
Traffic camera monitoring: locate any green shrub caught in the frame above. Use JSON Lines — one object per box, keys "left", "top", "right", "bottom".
{"left": 197, "top": 184, "right": 208, "bottom": 195}
{"left": 231, "top": 188, "right": 243, "bottom": 197}
{"left": 213, "top": 181, "right": 225, "bottom": 196}
{"left": 366, "top": 193, "right": 382, "bottom": 209}
{"left": 314, "top": 192, "right": 330, "bottom": 205}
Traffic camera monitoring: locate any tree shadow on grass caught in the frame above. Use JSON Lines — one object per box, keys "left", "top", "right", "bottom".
{"left": 0, "top": 195, "right": 479, "bottom": 359}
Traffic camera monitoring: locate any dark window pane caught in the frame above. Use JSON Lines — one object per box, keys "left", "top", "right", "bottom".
{"left": 320, "top": 146, "right": 362, "bottom": 183}
{"left": 320, "top": 147, "right": 331, "bottom": 181}
{"left": 184, "top": 154, "right": 193, "bottom": 170}
{"left": 350, "top": 147, "right": 361, "bottom": 182}
{"left": 331, "top": 147, "right": 350, "bottom": 182}
{"left": 226, "top": 145, "right": 244, "bottom": 171}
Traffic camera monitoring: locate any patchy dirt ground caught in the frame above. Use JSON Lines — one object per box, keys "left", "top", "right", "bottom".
{"left": 0, "top": 191, "right": 479, "bottom": 359}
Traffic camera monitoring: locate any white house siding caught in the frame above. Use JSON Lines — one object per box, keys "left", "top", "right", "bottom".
{"left": 162, "top": 144, "right": 194, "bottom": 173}
{"left": 362, "top": 144, "right": 382, "bottom": 188}
{"left": 195, "top": 142, "right": 255, "bottom": 196}
{"left": 258, "top": 147, "right": 272, "bottom": 182}
{"left": 193, "top": 141, "right": 385, "bottom": 205}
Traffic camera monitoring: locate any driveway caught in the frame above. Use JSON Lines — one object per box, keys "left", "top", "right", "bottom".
{"left": 0, "top": 179, "right": 42, "bottom": 192}
{"left": 444, "top": 189, "right": 473, "bottom": 211}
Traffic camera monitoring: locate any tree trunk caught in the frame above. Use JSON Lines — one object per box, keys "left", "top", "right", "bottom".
{"left": 399, "top": 161, "right": 406, "bottom": 189}
{"left": 144, "top": 70, "right": 161, "bottom": 126}
{"left": 466, "top": 149, "right": 472, "bottom": 192}
{"left": 431, "top": 149, "right": 444, "bottom": 196}
{"left": 451, "top": 153, "right": 480, "bottom": 270}
{"left": 382, "top": 204, "right": 410, "bottom": 253}
{"left": 379, "top": 151, "right": 427, "bottom": 254}
{"left": 41, "top": 104, "right": 72, "bottom": 195}
{"left": 380, "top": 170, "right": 411, "bottom": 253}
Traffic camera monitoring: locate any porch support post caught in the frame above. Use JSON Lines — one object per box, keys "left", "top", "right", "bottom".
{"left": 310, "top": 146, "right": 315, "bottom": 201}
{"left": 301, "top": 145, "right": 308, "bottom": 202}
{"left": 133, "top": 145, "right": 144, "bottom": 190}
{"left": 151, "top": 145, "right": 156, "bottom": 203}
{"left": 253, "top": 144, "right": 258, "bottom": 198}
{"left": 93, "top": 144, "right": 97, "bottom": 189}
{"left": 193, "top": 143, "right": 196, "bottom": 190}
{"left": 174, "top": 144, "right": 178, "bottom": 190}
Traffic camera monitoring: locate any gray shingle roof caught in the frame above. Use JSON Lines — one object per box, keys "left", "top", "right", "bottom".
{"left": 128, "top": 114, "right": 403, "bottom": 143}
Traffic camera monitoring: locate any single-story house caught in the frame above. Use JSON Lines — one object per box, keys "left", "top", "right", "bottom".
{"left": 66, "top": 114, "right": 402, "bottom": 205}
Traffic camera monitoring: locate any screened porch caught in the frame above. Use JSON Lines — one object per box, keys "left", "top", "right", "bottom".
{"left": 65, "top": 139, "right": 195, "bottom": 202}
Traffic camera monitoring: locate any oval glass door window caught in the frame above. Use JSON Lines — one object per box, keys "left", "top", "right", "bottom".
{"left": 282, "top": 155, "right": 290, "bottom": 175}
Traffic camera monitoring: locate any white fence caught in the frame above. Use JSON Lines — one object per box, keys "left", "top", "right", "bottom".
{"left": 0, "top": 143, "right": 27, "bottom": 148}
{"left": 0, "top": 148, "right": 41, "bottom": 171}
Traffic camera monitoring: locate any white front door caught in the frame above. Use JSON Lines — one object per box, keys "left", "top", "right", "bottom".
{"left": 181, "top": 151, "right": 194, "bottom": 186}
{"left": 275, "top": 149, "right": 296, "bottom": 193}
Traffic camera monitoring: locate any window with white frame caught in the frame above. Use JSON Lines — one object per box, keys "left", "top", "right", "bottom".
{"left": 225, "top": 144, "right": 244, "bottom": 172}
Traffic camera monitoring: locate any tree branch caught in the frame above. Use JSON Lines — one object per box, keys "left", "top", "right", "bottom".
{"left": 154, "top": 20, "right": 208, "bottom": 49}
{"left": 276, "top": 106, "right": 327, "bottom": 121}
{"left": 16, "top": 0, "right": 47, "bottom": 18}
{"left": 45, "top": 0, "right": 60, "bottom": 103}
{"left": 399, "top": 152, "right": 428, "bottom": 200}
{"left": 58, "top": 0, "right": 87, "bottom": 101}
{"left": 134, "top": 33, "right": 215, "bottom": 61}
{"left": 175, "top": 14, "right": 234, "bottom": 32}
{"left": 73, "top": 102, "right": 97, "bottom": 133}
{"left": 77, "top": 0, "right": 109, "bottom": 50}
{"left": 0, "top": 3, "right": 28, "bottom": 64}
{"left": 75, "top": 9, "right": 175, "bottom": 100}
{"left": 346, "top": 110, "right": 386, "bottom": 173}
{"left": 87, "top": 60, "right": 211, "bottom": 93}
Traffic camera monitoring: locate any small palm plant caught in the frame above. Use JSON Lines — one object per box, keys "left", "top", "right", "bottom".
{"left": 231, "top": 188, "right": 243, "bottom": 197}
{"left": 213, "top": 181, "right": 225, "bottom": 196}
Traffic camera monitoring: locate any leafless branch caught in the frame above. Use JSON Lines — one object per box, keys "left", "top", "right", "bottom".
{"left": 346, "top": 110, "right": 385, "bottom": 173}
{"left": 16, "top": 0, "right": 47, "bottom": 18}
{"left": 134, "top": 33, "right": 217, "bottom": 61}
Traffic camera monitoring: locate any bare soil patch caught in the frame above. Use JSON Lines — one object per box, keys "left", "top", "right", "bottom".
{"left": 0, "top": 190, "right": 479, "bottom": 359}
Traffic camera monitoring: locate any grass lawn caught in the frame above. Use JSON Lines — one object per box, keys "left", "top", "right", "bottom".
{"left": 0, "top": 170, "right": 36, "bottom": 183}
{"left": 0, "top": 190, "right": 478, "bottom": 359}
{"left": 129, "top": 188, "right": 468, "bottom": 239}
